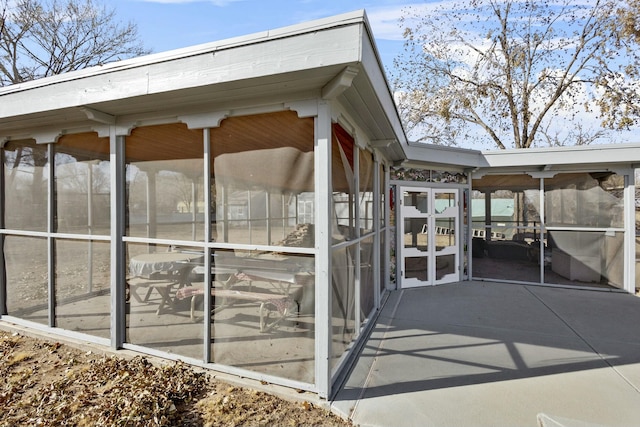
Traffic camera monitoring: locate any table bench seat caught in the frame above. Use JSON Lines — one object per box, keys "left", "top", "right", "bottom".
{"left": 175, "top": 285, "right": 292, "bottom": 332}
{"left": 126, "top": 277, "right": 178, "bottom": 315}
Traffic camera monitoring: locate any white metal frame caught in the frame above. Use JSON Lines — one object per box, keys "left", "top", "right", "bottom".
{"left": 315, "top": 100, "right": 332, "bottom": 398}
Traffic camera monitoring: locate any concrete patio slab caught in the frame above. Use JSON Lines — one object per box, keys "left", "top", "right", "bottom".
{"left": 332, "top": 282, "right": 640, "bottom": 427}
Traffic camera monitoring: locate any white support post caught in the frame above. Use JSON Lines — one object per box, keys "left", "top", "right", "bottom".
{"left": 539, "top": 178, "right": 545, "bottom": 285}
{"left": 373, "top": 156, "right": 380, "bottom": 309}
{"left": 315, "top": 100, "right": 332, "bottom": 399}
{"left": 624, "top": 173, "right": 636, "bottom": 293}
{"left": 87, "top": 164, "right": 94, "bottom": 293}
{"left": 0, "top": 154, "right": 5, "bottom": 316}
{"left": 384, "top": 166, "right": 391, "bottom": 291}
{"left": 47, "top": 143, "right": 55, "bottom": 327}
{"left": 466, "top": 178, "right": 473, "bottom": 280}
{"left": 203, "top": 128, "right": 212, "bottom": 362}
{"left": 110, "top": 133, "right": 126, "bottom": 349}
{"left": 394, "top": 184, "right": 401, "bottom": 289}
{"left": 484, "top": 191, "right": 492, "bottom": 246}
{"left": 354, "top": 144, "right": 361, "bottom": 333}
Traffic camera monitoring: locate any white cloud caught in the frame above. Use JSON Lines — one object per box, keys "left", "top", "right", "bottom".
{"left": 364, "top": 2, "right": 446, "bottom": 41}
{"left": 364, "top": 7, "right": 407, "bottom": 41}
{"left": 368, "top": 1, "right": 484, "bottom": 40}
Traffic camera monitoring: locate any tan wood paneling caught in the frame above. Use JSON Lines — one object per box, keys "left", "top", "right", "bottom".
{"left": 126, "top": 123, "right": 204, "bottom": 162}
{"left": 211, "top": 111, "right": 314, "bottom": 156}
{"left": 57, "top": 133, "right": 110, "bottom": 161}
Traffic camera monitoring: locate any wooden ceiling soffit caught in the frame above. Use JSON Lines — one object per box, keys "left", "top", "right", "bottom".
{"left": 472, "top": 174, "right": 540, "bottom": 191}
{"left": 211, "top": 110, "right": 314, "bottom": 155}
{"left": 472, "top": 171, "right": 613, "bottom": 191}
{"left": 57, "top": 132, "right": 110, "bottom": 161}
{"left": 126, "top": 123, "right": 203, "bottom": 162}
{"left": 124, "top": 111, "right": 314, "bottom": 164}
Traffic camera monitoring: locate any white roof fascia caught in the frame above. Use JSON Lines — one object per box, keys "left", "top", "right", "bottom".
{"left": 0, "top": 11, "right": 367, "bottom": 119}
{"left": 401, "top": 142, "right": 486, "bottom": 169}
{"left": 481, "top": 143, "right": 640, "bottom": 169}
{"left": 0, "top": 10, "right": 367, "bottom": 97}
{"left": 357, "top": 13, "right": 409, "bottom": 154}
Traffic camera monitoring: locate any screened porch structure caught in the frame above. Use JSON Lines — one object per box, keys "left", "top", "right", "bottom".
{"left": 394, "top": 143, "right": 639, "bottom": 293}
{"left": 0, "top": 11, "right": 403, "bottom": 399}
{"left": 1, "top": 9, "right": 639, "bottom": 402}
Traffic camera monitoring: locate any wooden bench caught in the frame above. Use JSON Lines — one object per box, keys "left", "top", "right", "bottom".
{"left": 175, "top": 285, "right": 292, "bottom": 332}
{"left": 126, "top": 277, "right": 178, "bottom": 315}
{"left": 127, "top": 263, "right": 195, "bottom": 315}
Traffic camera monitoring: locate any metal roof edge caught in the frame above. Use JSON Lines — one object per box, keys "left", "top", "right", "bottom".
{"left": 331, "top": 10, "right": 409, "bottom": 160}
{"left": 359, "top": 11, "right": 408, "bottom": 148}
{"left": 481, "top": 142, "right": 640, "bottom": 167}
{"left": 0, "top": 10, "right": 368, "bottom": 97}
{"left": 409, "top": 140, "right": 483, "bottom": 155}
{"left": 403, "top": 141, "right": 487, "bottom": 168}
{"left": 481, "top": 142, "right": 640, "bottom": 156}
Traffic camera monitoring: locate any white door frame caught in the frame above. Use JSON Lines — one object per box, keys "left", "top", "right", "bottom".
{"left": 398, "top": 186, "right": 460, "bottom": 288}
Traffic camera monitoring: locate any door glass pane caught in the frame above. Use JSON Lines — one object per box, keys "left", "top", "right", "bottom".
{"left": 403, "top": 191, "right": 428, "bottom": 214}
{"left": 405, "top": 256, "right": 428, "bottom": 283}
{"left": 435, "top": 254, "right": 456, "bottom": 280}
{"left": 435, "top": 217, "right": 456, "bottom": 249}
{"left": 434, "top": 192, "right": 455, "bottom": 214}
{"left": 404, "top": 218, "right": 428, "bottom": 251}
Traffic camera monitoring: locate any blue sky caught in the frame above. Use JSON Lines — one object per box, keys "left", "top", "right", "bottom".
{"left": 105, "top": 0, "right": 640, "bottom": 146}
{"left": 109, "top": 0, "right": 423, "bottom": 72}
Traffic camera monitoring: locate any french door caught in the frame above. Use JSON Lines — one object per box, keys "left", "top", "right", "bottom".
{"left": 399, "top": 187, "right": 460, "bottom": 288}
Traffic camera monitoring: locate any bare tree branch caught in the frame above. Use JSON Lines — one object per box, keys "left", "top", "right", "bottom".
{"left": 393, "top": 0, "right": 640, "bottom": 149}
{"left": 0, "top": 0, "right": 149, "bottom": 86}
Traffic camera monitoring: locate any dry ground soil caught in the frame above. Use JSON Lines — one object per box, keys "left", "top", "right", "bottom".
{"left": 0, "top": 328, "right": 352, "bottom": 427}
